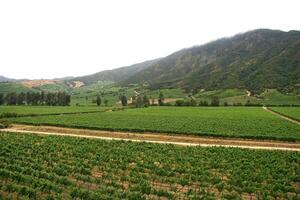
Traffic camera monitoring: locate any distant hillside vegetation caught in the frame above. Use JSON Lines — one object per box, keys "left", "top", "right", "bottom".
{"left": 70, "top": 58, "right": 161, "bottom": 84}
{"left": 0, "top": 82, "right": 38, "bottom": 94}
{"left": 0, "top": 76, "right": 15, "bottom": 82}
{"left": 122, "top": 29, "right": 300, "bottom": 94}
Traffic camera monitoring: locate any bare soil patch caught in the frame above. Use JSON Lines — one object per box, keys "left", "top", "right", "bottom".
{"left": 21, "top": 79, "right": 59, "bottom": 88}
{"left": 1, "top": 124, "right": 300, "bottom": 151}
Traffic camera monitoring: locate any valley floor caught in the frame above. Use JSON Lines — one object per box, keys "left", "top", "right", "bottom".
{"left": 2, "top": 124, "right": 300, "bottom": 151}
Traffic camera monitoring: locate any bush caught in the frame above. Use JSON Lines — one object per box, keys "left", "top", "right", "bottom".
{"left": 0, "top": 120, "right": 11, "bottom": 129}
{"left": 0, "top": 112, "right": 19, "bottom": 118}
{"left": 175, "top": 100, "right": 185, "bottom": 106}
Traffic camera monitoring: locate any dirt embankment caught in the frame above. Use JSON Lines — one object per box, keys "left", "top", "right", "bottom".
{"left": 21, "top": 79, "right": 59, "bottom": 88}
{"left": 2, "top": 124, "right": 300, "bottom": 151}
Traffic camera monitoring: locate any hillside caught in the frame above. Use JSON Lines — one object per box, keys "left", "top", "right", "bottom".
{"left": 70, "top": 58, "right": 161, "bottom": 84}
{"left": 0, "top": 29, "right": 299, "bottom": 103}
{"left": 122, "top": 29, "right": 300, "bottom": 94}
{"left": 0, "top": 75, "right": 15, "bottom": 82}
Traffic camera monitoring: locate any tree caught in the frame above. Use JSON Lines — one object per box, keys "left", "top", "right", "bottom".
{"left": 0, "top": 94, "right": 4, "bottom": 105}
{"left": 104, "top": 99, "right": 108, "bottom": 107}
{"left": 223, "top": 102, "right": 229, "bottom": 106}
{"left": 65, "top": 94, "right": 71, "bottom": 106}
{"left": 211, "top": 96, "right": 220, "bottom": 106}
{"left": 190, "top": 98, "right": 197, "bottom": 106}
{"left": 175, "top": 100, "right": 185, "bottom": 106}
{"left": 96, "top": 95, "right": 102, "bottom": 106}
{"left": 158, "top": 92, "right": 164, "bottom": 106}
{"left": 17, "top": 92, "right": 26, "bottom": 105}
{"left": 143, "top": 95, "right": 150, "bottom": 107}
{"left": 26, "top": 92, "right": 33, "bottom": 105}
{"left": 136, "top": 96, "right": 143, "bottom": 108}
{"left": 40, "top": 91, "right": 45, "bottom": 105}
{"left": 199, "top": 100, "right": 208, "bottom": 106}
{"left": 192, "top": 88, "right": 199, "bottom": 95}
{"left": 5, "top": 93, "right": 17, "bottom": 105}
{"left": 120, "top": 95, "right": 127, "bottom": 106}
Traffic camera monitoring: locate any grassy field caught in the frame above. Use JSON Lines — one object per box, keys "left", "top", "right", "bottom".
{"left": 259, "top": 89, "right": 300, "bottom": 105}
{"left": 10, "top": 107, "right": 300, "bottom": 141}
{"left": 0, "top": 132, "right": 299, "bottom": 199}
{"left": 269, "top": 107, "right": 300, "bottom": 121}
{"left": 0, "top": 106, "right": 109, "bottom": 117}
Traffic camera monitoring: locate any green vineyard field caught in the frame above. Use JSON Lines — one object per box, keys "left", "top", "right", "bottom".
{"left": 269, "top": 107, "right": 300, "bottom": 121}
{"left": 11, "top": 107, "right": 300, "bottom": 141}
{"left": 0, "top": 106, "right": 109, "bottom": 118}
{"left": 0, "top": 132, "right": 299, "bottom": 199}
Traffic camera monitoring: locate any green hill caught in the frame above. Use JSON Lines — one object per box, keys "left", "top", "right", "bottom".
{"left": 122, "top": 29, "right": 300, "bottom": 94}
{"left": 0, "top": 82, "right": 38, "bottom": 94}
{"left": 70, "top": 58, "right": 161, "bottom": 84}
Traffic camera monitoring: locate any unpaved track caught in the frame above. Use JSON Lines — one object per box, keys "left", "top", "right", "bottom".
{"left": 1, "top": 124, "right": 300, "bottom": 151}
{"left": 263, "top": 106, "right": 300, "bottom": 125}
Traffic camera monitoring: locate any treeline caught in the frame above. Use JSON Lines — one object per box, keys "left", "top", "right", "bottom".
{"left": 0, "top": 92, "right": 71, "bottom": 106}
{"left": 174, "top": 97, "right": 262, "bottom": 107}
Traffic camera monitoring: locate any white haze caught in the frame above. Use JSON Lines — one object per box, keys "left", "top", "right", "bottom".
{"left": 0, "top": 0, "right": 299, "bottom": 79}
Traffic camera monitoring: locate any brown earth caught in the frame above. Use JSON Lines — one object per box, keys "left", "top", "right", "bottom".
{"left": 21, "top": 79, "right": 59, "bottom": 88}
{"left": 2, "top": 124, "right": 300, "bottom": 151}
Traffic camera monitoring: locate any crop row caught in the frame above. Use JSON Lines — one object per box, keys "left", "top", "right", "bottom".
{"left": 10, "top": 107, "right": 300, "bottom": 141}
{"left": 269, "top": 107, "right": 300, "bottom": 121}
{"left": 0, "top": 132, "right": 299, "bottom": 199}
{"left": 0, "top": 105, "right": 109, "bottom": 117}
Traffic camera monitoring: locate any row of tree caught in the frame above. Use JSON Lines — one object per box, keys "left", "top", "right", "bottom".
{"left": 118, "top": 92, "right": 165, "bottom": 108}
{"left": 0, "top": 92, "right": 71, "bottom": 106}
{"left": 95, "top": 95, "right": 109, "bottom": 106}
{"left": 175, "top": 97, "right": 263, "bottom": 107}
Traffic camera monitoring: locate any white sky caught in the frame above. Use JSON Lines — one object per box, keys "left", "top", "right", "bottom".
{"left": 0, "top": 0, "right": 299, "bottom": 79}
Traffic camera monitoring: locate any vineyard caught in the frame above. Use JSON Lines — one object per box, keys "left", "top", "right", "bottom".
{"left": 0, "top": 132, "right": 299, "bottom": 199}
{"left": 269, "top": 107, "right": 300, "bottom": 121}
{"left": 10, "top": 107, "right": 300, "bottom": 141}
{"left": 0, "top": 106, "right": 110, "bottom": 118}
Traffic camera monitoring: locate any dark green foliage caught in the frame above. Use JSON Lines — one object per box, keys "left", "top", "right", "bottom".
{"left": 135, "top": 96, "right": 143, "bottom": 108}
{"left": 104, "top": 99, "right": 108, "bottom": 107}
{"left": 0, "top": 93, "right": 4, "bottom": 105}
{"left": 0, "top": 120, "right": 10, "bottom": 129}
{"left": 199, "top": 100, "right": 209, "bottom": 106}
{"left": 122, "top": 29, "right": 300, "bottom": 93}
{"left": 175, "top": 99, "right": 185, "bottom": 106}
{"left": 96, "top": 95, "right": 101, "bottom": 106}
{"left": 17, "top": 92, "right": 26, "bottom": 105}
{"left": 0, "top": 92, "right": 71, "bottom": 106}
{"left": 158, "top": 92, "right": 164, "bottom": 106}
{"left": 120, "top": 95, "right": 127, "bottom": 106}
{"left": 190, "top": 98, "right": 197, "bottom": 106}
{"left": 5, "top": 92, "right": 17, "bottom": 105}
{"left": 175, "top": 98, "right": 198, "bottom": 107}
{"left": 142, "top": 95, "right": 150, "bottom": 107}
{"left": 210, "top": 96, "right": 220, "bottom": 106}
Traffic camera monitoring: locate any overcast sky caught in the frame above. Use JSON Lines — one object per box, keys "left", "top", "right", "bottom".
{"left": 0, "top": 0, "right": 299, "bottom": 79}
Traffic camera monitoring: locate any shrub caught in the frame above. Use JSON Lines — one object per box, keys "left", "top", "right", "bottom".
{"left": 0, "top": 120, "right": 11, "bottom": 129}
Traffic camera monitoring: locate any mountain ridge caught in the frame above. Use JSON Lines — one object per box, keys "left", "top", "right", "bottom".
{"left": 1, "top": 29, "right": 299, "bottom": 95}
{"left": 121, "top": 29, "right": 300, "bottom": 93}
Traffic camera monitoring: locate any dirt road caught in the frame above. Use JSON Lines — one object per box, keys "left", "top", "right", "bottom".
{"left": 1, "top": 124, "right": 300, "bottom": 151}
{"left": 246, "top": 90, "right": 251, "bottom": 97}
{"left": 263, "top": 106, "right": 300, "bottom": 125}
